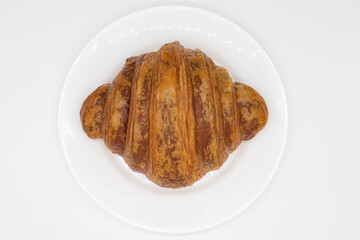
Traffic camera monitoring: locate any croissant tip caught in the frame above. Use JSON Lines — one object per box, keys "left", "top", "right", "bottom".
{"left": 80, "top": 84, "right": 110, "bottom": 139}
{"left": 234, "top": 83, "right": 268, "bottom": 141}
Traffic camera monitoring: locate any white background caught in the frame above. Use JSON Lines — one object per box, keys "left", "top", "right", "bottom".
{"left": 1, "top": 0, "right": 359, "bottom": 239}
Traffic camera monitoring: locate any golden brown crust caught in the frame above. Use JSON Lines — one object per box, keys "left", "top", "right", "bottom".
{"left": 217, "top": 67, "right": 242, "bottom": 152}
{"left": 102, "top": 57, "right": 137, "bottom": 156}
{"left": 80, "top": 84, "right": 110, "bottom": 139}
{"left": 234, "top": 82, "right": 268, "bottom": 141}
{"left": 149, "top": 43, "right": 190, "bottom": 188}
{"left": 124, "top": 53, "right": 155, "bottom": 174}
{"left": 80, "top": 41, "right": 268, "bottom": 188}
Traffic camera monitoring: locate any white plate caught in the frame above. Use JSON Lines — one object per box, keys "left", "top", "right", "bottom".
{"left": 58, "top": 6, "right": 287, "bottom": 234}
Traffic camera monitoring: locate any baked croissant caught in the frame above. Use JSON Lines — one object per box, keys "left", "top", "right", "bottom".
{"left": 80, "top": 41, "right": 268, "bottom": 188}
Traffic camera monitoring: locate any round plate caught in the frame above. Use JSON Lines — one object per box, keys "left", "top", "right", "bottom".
{"left": 58, "top": 6, "right": 287, "bottom": 234}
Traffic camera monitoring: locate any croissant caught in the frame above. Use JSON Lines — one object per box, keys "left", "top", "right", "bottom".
{"left": 80, "top": 41, "right": 268, "bottom": 188}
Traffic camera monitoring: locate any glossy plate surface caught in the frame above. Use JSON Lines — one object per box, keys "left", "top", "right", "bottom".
{"left": 59, "top": 6, "right": 287, "bottom": 233}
